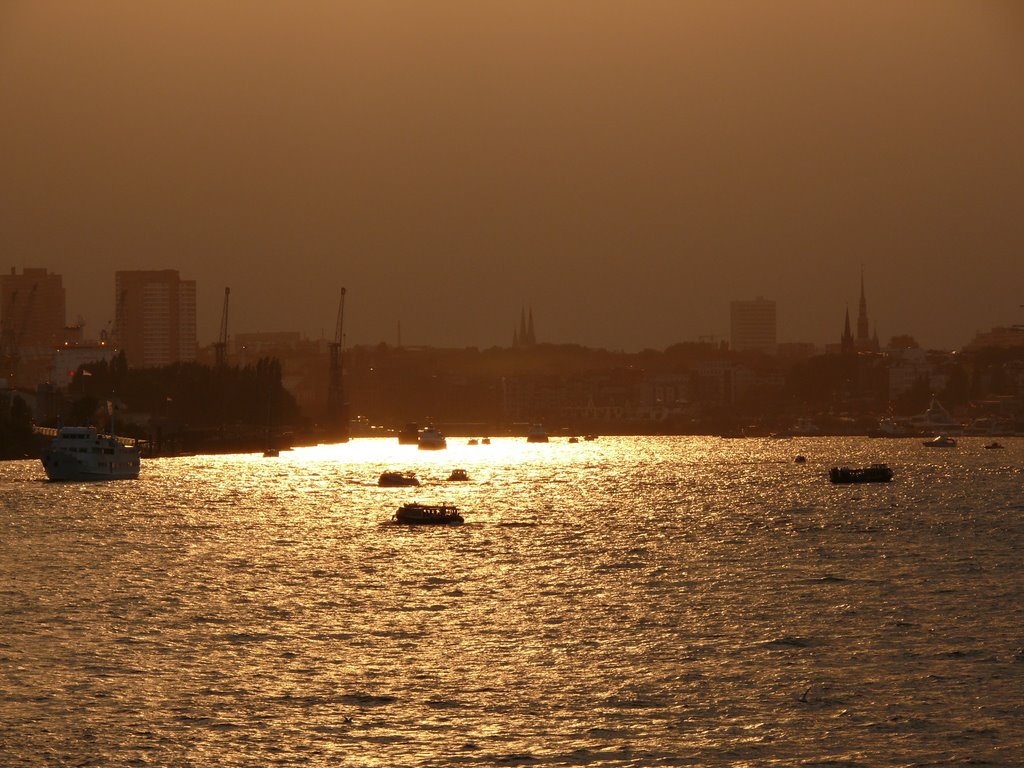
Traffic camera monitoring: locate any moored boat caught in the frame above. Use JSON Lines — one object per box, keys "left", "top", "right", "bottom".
{"left": 379, "top": 471, "right": 420, "bottom": 487}
{"left": 418, "top": 426, "right": 447, "bottom": 450}
{"left": 922, "top": 435, "right": 957, "bottom": 448}
{"left": 41, "top": 426, "right": 141, "bottom": 481}
{"left": 446, "top": 468, "right": 469, "bottom": 482}
{"left": 398, "top": 423, "right": 420, "bottom": 445}
{"left": 829, "top": 464, "right": 893, "bottom": 484}
{"left": 526, "top": 424, "right": 549, "bottom": 443}
{"left": 393, "top": 502, "right": 463, "bottom": 525}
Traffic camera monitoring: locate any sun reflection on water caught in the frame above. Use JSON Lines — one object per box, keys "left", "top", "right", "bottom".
{"left": 2, "top": 436, "right": 1022, "bottom": 765}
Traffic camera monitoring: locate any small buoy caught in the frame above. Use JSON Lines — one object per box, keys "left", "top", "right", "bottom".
{"left": 795, "top": 455, "right": 806, "bottom": 463}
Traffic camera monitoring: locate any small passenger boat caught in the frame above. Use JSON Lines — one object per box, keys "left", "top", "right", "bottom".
{"left": 922, "top": 435, "right": 957, "bottom": 448}
{"left": 393, "top": 503, "right": 463, "bottom": 525}
{"left": 378, "top": 471, "right": 420, "bottom": 487}
{"left": 829, "top": 464, "right": 894, "bottom": 484}
{"left": 446, "top": 468, "right": 470, "bottom": 482}
{"left": 418, "top": 426, "right": 447, "bottom": 450}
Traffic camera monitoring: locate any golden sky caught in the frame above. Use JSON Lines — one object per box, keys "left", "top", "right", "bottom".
{"left": 2, "top": 2, "right": 1022, "bottom": 349}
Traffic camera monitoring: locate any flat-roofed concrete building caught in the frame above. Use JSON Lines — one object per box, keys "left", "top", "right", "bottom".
{"left": 115, "top": 270, "right": 197, "bottom": 367}
{"left": 730, "top": 296, "right": 777, "bottom": 355}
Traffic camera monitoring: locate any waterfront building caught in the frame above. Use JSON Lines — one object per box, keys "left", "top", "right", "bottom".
{"left": 49, "top": 343, "right": 117, "bottom": 388}
{"left": 1, "top": 267, "right": 66, "bottom": 358}
{"left": 729, "top": 296, "right": 776, "bottom": 355}
{"left": 777, "top": 342, "right": 818, "bottom": 360}
{"left": 964, "top": 325, "right": 1024, "bottom": 351}
{"left": 115, "top": 270, "right": 197, "bottom": 367}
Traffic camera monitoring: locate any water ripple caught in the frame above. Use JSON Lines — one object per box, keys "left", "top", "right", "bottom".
{"left": 2, "top": 436, "right": 1022, "bottom": 766}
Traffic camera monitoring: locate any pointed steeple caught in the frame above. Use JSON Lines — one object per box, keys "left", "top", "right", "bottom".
{"left": 512, "top": 326, "right": 519, "bottom": 348}
{"left": 519, "top": 307, "right": 528, "bottom": 346}
{"left": 841, "top": 306, "right": 854, "bottom": 354}
{"left": 857, "top": 268, "right": 870, "bottom": 343}
{"left": 526, "top": 306, "right": 536, "bottom": 345}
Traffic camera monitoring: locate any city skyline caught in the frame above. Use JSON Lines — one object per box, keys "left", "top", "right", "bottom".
{"left": 1, "top": 262, "right": 1020, "bottom": 355}
{"left": 2, "top": 3, "right": 1023, "bottom": 351}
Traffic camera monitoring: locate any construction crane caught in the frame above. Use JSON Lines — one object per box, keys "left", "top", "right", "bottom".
{"left": 326, "top": 287, "right": 349, "bottom": 441}
{"left": 214, "top": 287, "right": 230, "bottom": 368}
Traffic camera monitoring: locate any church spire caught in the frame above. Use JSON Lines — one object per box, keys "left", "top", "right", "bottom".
{"left": 841, "top": 306, "right": 854, "bottom": 354}
{"left": 527, "top": 306, "right": 536, "bottom": 345}
{"left": 856, "top": 267, "right": 870, "bottom": 344}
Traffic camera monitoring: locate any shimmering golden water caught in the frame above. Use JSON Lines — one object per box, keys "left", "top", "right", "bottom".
{"left": 2, "top": 437, "right": 1022, "bottom": 766}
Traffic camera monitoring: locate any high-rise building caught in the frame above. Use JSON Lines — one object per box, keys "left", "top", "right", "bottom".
{"left": 730, "top": 297, "right": 777, "bottom": 354}
{"left": 115, "top": 270, "right": 197, "bottom": 367}
{"left": 1, "top": 267, "right": 66, "bottom": 358}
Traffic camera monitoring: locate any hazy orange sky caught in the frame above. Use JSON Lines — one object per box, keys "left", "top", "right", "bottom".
{"left": 2, "top": 1, "right": 1022, "bottom": 350}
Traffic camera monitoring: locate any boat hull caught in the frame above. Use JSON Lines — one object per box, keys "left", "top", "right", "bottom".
{"left": 379, "top": 472, "right": 420, "bottom": 487}
{"left": 42, "top": 448, "right": 140, "bottom": 481}
{"left": 829, "top": 465, "right": 893, "bottom": 484}
{"left": 393, "top": 504, "right": 463, "bottom": 525}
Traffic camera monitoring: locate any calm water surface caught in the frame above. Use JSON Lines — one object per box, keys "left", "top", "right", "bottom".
{"left": 2, "top": 436, "right": 1022, "bottom": 766}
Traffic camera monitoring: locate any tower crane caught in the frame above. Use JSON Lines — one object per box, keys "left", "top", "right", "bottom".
{"left": 326, "top": 287, "right": 349, "bottom": 441}
{"left": 215, "top": 287, "right": 230, "bottom": 368}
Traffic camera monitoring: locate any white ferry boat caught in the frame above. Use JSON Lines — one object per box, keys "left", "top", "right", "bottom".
{"left": 41, "top": 426, "right": 141, "bottom": 481}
